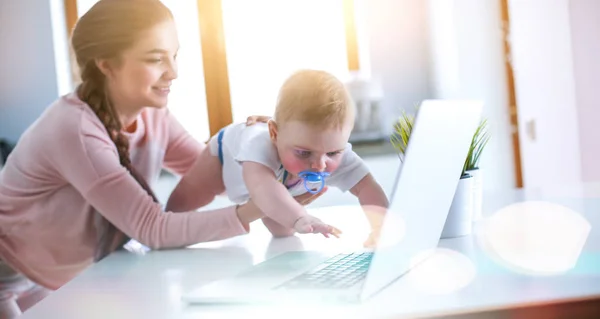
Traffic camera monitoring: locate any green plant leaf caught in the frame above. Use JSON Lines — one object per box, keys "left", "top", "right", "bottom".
{"left": 390, "top": 109, "right": 415, "bottom": 162}
{"left": 464, "top": 119, "right": 490, "bottom": 172}
{"left": 390, "top": 106, "right": 490, "bottom": 172}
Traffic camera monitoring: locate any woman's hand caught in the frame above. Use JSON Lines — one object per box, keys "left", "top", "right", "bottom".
{"left": 246, "top": 115, "right": 272, "bottom": 126}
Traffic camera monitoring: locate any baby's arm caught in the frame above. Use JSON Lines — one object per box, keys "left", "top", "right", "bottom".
{"left": 350, "top": 173, "right": 389, "bottom": 208}
{"left": 242, "top": 162, "right": 305, "bottom": 227}
{"left": 242, "top": 162, "right": 338, "bottom": 236}
{"left": 262, "top": 217, "right": 296, "bottom": 237}
{"left": 350, "top": 173, "right": 389, "bottom": 246}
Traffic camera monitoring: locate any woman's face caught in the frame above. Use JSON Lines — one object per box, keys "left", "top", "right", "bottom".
{"left": 102, "top": 19, "right": 179, "bottom": 111}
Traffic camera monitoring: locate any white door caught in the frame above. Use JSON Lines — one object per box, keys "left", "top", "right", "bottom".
{"left": 508, "top": 0, "right": 582, "bottom": 188}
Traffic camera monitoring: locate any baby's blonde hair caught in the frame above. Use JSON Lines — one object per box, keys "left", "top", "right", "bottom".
{"left": 274, "top": 69, "right": 355, "bottom": 129}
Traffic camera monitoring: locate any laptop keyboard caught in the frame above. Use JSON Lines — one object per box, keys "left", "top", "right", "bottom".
{"left": 276, "top": 252, "right": 374, "bottom": 290}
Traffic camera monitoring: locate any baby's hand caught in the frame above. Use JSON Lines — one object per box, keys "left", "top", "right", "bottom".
{"left": 363, "top": 228, "right": 381, "bottom": 248}
{"left": 293, "top": 215, "right": 342, "bottom": 238}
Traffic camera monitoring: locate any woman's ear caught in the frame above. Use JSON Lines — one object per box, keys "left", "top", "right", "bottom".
{"left": 95, "top": 58, "right": 114, "bottom": 78}
{"left": 268, "top": 120, "right": 278, "bottom": 142}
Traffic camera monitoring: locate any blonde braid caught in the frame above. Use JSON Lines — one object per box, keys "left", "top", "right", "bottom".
{"left": 78, "top": 62, "right": 159, "bottom": 260}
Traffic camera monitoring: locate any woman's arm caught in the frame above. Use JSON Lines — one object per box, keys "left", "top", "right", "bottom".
{"left": 165, "top": 146, "right": 223, "bottom": 212}
{"left": 163, "top": 111, "right": 204, "bottom": 176}
{"left": 53, "top": 123, "right": 249, "bottom": 249}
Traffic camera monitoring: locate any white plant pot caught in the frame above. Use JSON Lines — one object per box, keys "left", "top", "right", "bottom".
{"left": 466, "top": 168, "right": 483, "bottom": 220}
{"left": 441, "top": 175, "right": 474, "bottom": 239}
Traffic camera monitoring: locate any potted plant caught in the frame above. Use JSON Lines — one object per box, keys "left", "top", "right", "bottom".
{"left": 463, "top": 119, "right": 490, "bottom": 220}
{"left": 390, "top": 110, "right": 414, "bottom": 163}
{"left": 390, "top": 108, "right": 490, "bottom": 238}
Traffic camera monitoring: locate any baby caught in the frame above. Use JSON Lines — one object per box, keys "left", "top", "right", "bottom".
{"left": 206, "top": 69, "right": 389, "bottom": 238}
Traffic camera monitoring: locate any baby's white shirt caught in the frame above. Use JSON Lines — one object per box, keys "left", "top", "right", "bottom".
{"left": 209, "top": 122, "right": 371, "bottom": 204}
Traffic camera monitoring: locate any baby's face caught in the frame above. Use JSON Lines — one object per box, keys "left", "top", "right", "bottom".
{"left": 270, "top": 120, "right": 353, "bottom": 176}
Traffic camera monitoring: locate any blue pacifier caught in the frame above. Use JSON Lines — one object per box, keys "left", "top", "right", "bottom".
{"left": 298, "top": 171, "right": 330, "bottom": 194}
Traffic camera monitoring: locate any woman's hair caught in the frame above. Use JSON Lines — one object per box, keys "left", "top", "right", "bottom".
{"left": 71, "top": 0, "right": 173, "bottom": 260}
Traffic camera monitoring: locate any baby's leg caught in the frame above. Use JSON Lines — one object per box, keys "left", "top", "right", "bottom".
{"left": 165, "top": 139, "right": 224, "bottom": 212}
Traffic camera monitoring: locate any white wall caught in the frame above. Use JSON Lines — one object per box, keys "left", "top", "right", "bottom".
{"left": 569, "top": 0, "right": 600, "bottom": 183}
{"left": 0, "top": 0, "right": 67, "bottom": 142}
{"left": 427, "top": 0, "right": 517, "bottom": 191}
{"left": 508, "top": 0, "right": 583, "bottom": 188}
{"left": 50, "top": 0, "right": 74, "bottom": 97}
{"left": 361, "top": 0, "right": 432, "bottom": 136}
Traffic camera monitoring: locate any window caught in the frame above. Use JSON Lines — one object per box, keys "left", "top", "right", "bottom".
{"left": 75, "top": 0, "right": 95, "bottom": 16}
{"left": 221, "top": 0, "right": 351, "bottom": 122}
{"left": 160, "top": 0, "right": 209, "bottom": 143}
{"left": 69, "top": 0, "right": 359, "bottom": 138}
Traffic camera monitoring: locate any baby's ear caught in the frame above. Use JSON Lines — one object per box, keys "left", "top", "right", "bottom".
{"left": 268, "top": 120, "right": 278, "bottom": 142}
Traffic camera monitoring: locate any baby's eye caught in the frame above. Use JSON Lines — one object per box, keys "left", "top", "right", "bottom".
{"left": 295, "top": 150, "right": 311, "bottom": 158}
{"left": 326, "top": 151, "right": 342, "bottom": 157}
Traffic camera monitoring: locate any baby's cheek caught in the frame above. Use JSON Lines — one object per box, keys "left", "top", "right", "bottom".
{"left": 280, "top": 154, "right": 306, "bottom": 174}
{"left": 326, "top": 157, "right": 343, "bottom": 173}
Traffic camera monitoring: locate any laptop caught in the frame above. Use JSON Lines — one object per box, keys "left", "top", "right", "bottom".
{"left": 182, "top": 99, "right": 483, "bottom": 305}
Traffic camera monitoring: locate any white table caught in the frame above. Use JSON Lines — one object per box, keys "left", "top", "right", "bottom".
{"left": 20, "top": 183, "right": 600, "bottom": 318}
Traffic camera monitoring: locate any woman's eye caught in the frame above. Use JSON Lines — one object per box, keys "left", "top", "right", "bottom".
{"left": 146, "top": 58, "right": 162, "bottom": 64}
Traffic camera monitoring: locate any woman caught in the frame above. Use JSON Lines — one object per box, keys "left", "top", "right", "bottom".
{"left": 0, "top": 0, "right": 324, "bottom": 313}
